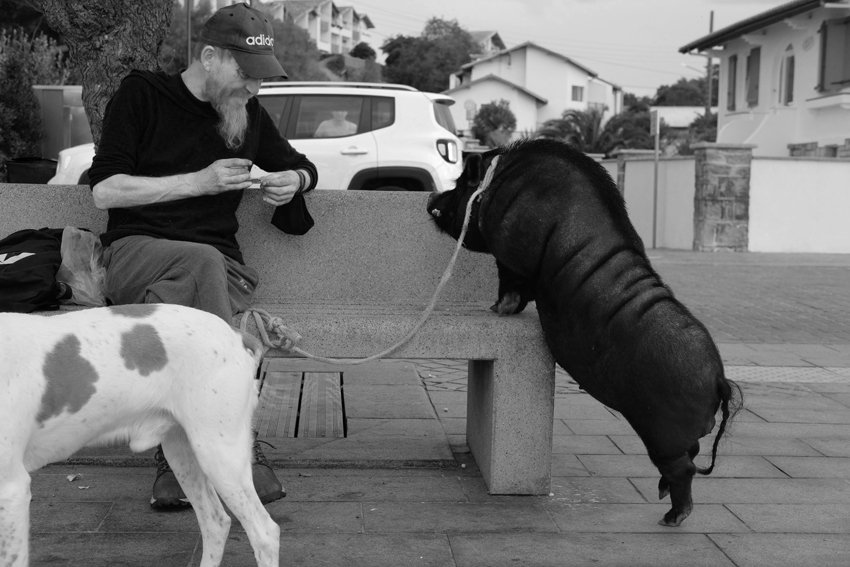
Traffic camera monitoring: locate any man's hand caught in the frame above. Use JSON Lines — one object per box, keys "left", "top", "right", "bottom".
{"left": 193, "top": 158, "right": 254, "bottom": 195}
{"left": 258, "top": 171, "right": 301, "bottom": 206}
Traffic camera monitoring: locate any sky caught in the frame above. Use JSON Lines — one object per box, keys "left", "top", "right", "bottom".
{"left": 354, "top": 0, "right": 791, "bottom": 97}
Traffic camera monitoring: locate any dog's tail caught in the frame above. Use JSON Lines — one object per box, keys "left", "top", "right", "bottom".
{"left": 697, "top": 377, "right": 743, "bottom": 476}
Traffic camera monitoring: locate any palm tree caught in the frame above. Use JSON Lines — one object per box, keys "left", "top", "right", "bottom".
{"left": 536, "top": 107, "right": 655, "bottom": 157}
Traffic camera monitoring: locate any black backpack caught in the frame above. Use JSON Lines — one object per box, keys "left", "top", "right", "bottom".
{"left": 0, "top": 227, "right": 67, "bottom": 312}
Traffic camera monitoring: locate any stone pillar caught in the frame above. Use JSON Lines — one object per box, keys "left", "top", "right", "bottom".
{"left": 692, "top": 143, "right": 755, "bottom": 252}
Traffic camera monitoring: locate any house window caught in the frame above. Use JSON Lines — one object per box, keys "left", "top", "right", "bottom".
{"left": 745, "top": 47, "right": 760, "bottom": 107}
{"left": 780, "top": 45, "right": 795, "bottom": 105}
{"left": 571, "top": 86, "right": 584, "bottom": 102}
{"left": 727, "top": 54, "right": 738, "bottom": 111}
{"left": 818, "top": 16, "right": 850, "bottom": 92}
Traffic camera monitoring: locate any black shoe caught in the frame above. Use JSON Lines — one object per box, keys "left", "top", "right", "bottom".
{"left": 253, "top": 435, "right": 285, "bottom": 504}
{"left": 150, "top": 446, "right": 191, "bottom": 510}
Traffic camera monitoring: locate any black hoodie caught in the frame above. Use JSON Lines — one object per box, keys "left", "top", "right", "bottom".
{"left": 89, "top": 70, "right": 317, "bottom": 263}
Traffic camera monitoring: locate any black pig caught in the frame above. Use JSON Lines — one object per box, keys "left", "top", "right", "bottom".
{"left": 428, "top": 138, "right": 740, "bottom": 527}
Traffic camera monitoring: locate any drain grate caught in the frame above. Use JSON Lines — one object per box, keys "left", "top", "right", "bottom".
{"left": 256, "top": 364, "right": 347, "bottom": 438}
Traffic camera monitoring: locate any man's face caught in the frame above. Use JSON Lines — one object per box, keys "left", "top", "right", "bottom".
{"left": 204, "top": 49, "right": 261, "bottom": 150}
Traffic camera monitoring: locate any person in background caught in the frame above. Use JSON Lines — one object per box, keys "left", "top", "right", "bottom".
{"left": 88, "top": 2, "right": 317, "bottom": 510}
{"left": 314, "top": 110, "right": 357, "bottom": 137}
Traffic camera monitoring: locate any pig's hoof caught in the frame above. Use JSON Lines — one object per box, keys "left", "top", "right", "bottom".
{"left": 658, "top": 507, "right": 690, "bottom": 527}
{"left": 490, "top": 292, "right": 522, "bottom": 315}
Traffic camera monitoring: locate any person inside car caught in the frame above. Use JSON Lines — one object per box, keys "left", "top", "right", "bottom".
{"left": 314, "top": 110, "right": 357, "bottom": 137}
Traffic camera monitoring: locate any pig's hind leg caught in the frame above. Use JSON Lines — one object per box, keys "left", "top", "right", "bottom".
{"left": 654, "top": 442, "right": 699, "bottom": 527}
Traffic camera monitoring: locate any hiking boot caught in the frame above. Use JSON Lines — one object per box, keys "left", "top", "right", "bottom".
{"left": 150, "top": 437, "right": 284, "bottom": 510}
{"left": 150, "top": 445, "right": 190, "bottom": 510}
{"left": 253, "top": 435, "right": 285, "bottom": 504}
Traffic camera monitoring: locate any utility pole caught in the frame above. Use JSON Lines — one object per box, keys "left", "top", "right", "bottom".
{"left": 705, "top": 10, "right": 714, "bottom": 117}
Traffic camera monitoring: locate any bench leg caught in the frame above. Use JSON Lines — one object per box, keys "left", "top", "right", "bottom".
{"left": 466, "top": 356, "right": 555, "bottom": 495}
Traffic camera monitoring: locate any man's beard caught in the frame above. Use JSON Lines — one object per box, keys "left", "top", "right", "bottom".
{"left": 206, "top": 78, "right": 249, "bottom": 151}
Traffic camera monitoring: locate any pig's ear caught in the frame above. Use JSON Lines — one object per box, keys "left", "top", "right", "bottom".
{"left": 463, "top": 153, "right": 483, "bottom": 187}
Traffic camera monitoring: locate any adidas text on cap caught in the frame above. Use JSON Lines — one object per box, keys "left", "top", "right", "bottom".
{"left": 199, "top": 3, "right": 287, "bottom": 79}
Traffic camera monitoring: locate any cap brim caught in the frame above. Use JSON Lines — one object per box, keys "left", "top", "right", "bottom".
{"left": 230, "top": 50, "right": 288, "bottom": 80}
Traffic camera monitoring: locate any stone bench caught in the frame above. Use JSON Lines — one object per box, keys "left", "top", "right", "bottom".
{"left": 0, "top": 184, "right": 555, "bottom": 494}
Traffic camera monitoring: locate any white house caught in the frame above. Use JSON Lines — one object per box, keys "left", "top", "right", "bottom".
{"left": 261, "top": 0, "right": 376, "bottom": 57}
{"left": 469, "top": 31, "right": 506, "bottom": 60}
{"left": 680, "top": 0, "right": 850, "bottom": 157}
{"left": 445, "top": 42, "right": 623, "bottom": 138}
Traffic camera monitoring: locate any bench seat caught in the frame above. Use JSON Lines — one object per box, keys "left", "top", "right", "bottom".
{"left": 0, "top": 184, "right": 556, "bottom": 494}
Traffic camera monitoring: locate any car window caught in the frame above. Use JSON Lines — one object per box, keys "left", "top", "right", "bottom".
{"left": 432, "top": 101, "right": 457, "bottom": 135}
{"left": 293, "top": 95, "right": 365, "bottom": 139}
{"left": 372, "top": 97, "right": 395, "bottom": 130}
{"left": 257, "top": 94, "right": 288, "bottom": 130}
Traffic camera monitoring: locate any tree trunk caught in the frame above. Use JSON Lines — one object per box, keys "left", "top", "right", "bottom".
{"left": 32, "top": 0, "right": 173, "bottom": 147}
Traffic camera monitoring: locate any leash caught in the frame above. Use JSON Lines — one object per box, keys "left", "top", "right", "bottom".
{"left": 243, "top": 155, "right": 501, "bottom": 365}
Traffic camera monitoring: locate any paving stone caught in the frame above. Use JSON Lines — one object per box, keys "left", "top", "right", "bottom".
{"left": 261, "top": 501, "right": 364, "bottom": 534}
{"left": 345, "top": 418, "right": 447, "bottom": 438}
{"left": 545, "top": 477, "right": 648, "bottom": 504}
{"left": 727, "top": 421, "right": 850, "bottom": 439}
{"left": 632, "top": 477, "right": 850, "bottom": 504}
{"left": 550, "top": 454, "right": 591, "bottom": 477}
{"left": 746, "top": 407, "right": 850, "bottom": 424}
{"left": 98, "top": 501, "right": 203, "bottom": 533}
{"left": 726, "top": 503, "right": 850, "bottom": 533}
{"left": 551, "top": 434, "right": 623, "bottom": 455}
{"left": 578, "top": 454, "right": 784, "bottom": 478}
{"left": 30, "top": 501, "right": 112, "bottom": 532}
{"left": 803, "top": 437, "right": 850, "bottom": 457}
{"left": 766, "top": 456, "right": 850, "bottom": 478}
{"left": 30, "top": 533, "right": 198, "bottom": 567}
{"left": 240, "top": 533, "right": 455, "bottom": 567}
{"left": 554, "top": 399, "right": 620, "bottom": 420}
{"left": 31, "top": 466, "right": 151, "bottom": 501}
{"left": 546, "top": 503, "right": 748, "bottom": 534}
{"left": 560, "top": 418, "right": 635, "bottom": 436}
{"left": 709, "top": 534, "right": 850, "bottom": 567}
{"left": 607, "top": 434, "right": 823, "bottom": 457}
{"left": 285, "top": 433, "right": 454, "bottom": 463}
{"left": 449, "top": 533, "right": 735, "bottom": 567}
{"left": 344, "top": 384, "right": 436, "bottom": 419}
{"left": 361, "top": 501, "right": 558, "bottom": 534}
{"left": 279, "top": 470, "right": 467, "bottom": 502}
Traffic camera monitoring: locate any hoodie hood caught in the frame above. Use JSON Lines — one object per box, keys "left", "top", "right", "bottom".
{"left": 125, "top": 70, "right": 220, "bottom": 118}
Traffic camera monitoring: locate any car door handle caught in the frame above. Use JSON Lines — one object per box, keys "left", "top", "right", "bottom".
{"left": 340, "top": 147, "right": 369, "bottom": 155}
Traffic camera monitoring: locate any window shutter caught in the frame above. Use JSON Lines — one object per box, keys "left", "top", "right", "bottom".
{"left": 820, "top": 18, "right": 850, "bottom": 92}
{"left": 727, "top": 55, "right": 738, "bottom": 111}
{"left": 746, "top": 47, "right": 761, "bottom": 107}
{"left": 785, "top": 55, "right": 795, "bottom": 103}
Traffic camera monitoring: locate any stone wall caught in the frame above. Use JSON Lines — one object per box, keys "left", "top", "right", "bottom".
{"left": 692, "top": 143, "right": 754, "bottom": 252}
{"left": 787, "top": 138, "right": 850, "bottom": 158}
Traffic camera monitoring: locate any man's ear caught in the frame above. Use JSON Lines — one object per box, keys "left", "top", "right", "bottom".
{"left": 200, "top": 45, "right": 217, "bottom": 71}
{"left": 464, "top": 153, "right": 483, "bottom": 187}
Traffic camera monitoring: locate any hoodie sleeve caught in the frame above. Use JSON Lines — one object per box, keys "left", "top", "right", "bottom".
{"left": 252, "top": 102, "right": 318, "bottom": 193}
{"left": 88, "top": 74, "right": 149, "bottom": 189}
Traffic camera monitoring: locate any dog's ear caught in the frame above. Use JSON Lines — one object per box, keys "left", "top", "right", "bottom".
{"left": 463, "top": 153, "right": 484, "bottom": 187}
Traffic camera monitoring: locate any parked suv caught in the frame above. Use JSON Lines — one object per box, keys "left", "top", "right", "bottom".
{"left": 50, "top": 82, "right": 462, "bottom": 192}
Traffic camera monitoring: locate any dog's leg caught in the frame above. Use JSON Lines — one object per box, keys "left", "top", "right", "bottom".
{"left": 0, "top": 459, "right": 30, "bottom": 567}
{"left": 188, "top": 427, "right": 280, "bottom": 567}
{"left": 161, "top": 428, "right": 231, "bottom": 567}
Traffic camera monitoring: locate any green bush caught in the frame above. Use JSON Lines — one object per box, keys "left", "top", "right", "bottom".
{"left": 0, "top": 28, "right": 69, "bottom": 168}
{"left": 471, "top": 99, "right": 516, "bottom": 147}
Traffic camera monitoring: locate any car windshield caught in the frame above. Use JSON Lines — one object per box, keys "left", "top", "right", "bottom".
{"left": 432, "top": 101, "right": 457, "bottom": 135}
